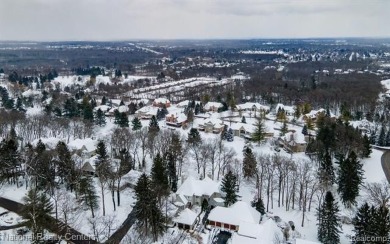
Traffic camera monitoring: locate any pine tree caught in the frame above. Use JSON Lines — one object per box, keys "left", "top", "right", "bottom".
{"left": 252, "top": 118, "right": 265, "bottom": 144}
{"left": 337, "top": 151, "right": 364, "bottom": 208}
{"left": 95, "top": 108, "right": 106, "bottom": 126}
{"left": 55, "top": 141, "right": 76, "bottom": 190}
{"left": 187, "top": 128, "right": 201, "bottom": 145}
{"left": 241, "top": 116, "right": 246, "bottom": 123}
{"left": 353, "top": 202, "right": 376, "bottom": 243}
{"left": 362, "top": 134, "right": 372, "bottom": 158}
{"left": 101, "top": 96, "right": 107, "bottom": 105}
{"left": 151, "top": 153, "right": 169, "bottom": 204}
{"left": 373, "top": 204, "right": 390, "bottom": 242}
{"left": 95, "top": 141, "right": 111, "bottom": 216}
{"left": 318, "top": 150, "right": 335, "bottom": 190}
{"left": 77, "top": 176, "right": 99, "bottom": 218}
{"left": 317, "top": 191, "right": 342, "bottom": 244}
{"left": 242, "top": 145, "right": 256, "bottom": 178}
{"left": 132, "top": 117, "right": 142, "bottom": 131}
{"left": 149, "top": 115, "right": 160, "bottom": 134}
{"left": 252, "top": 197, "right": 266, "bottom": 215}
{"left": 165, "top": 152, "right": 177, "bottom": 192}
{"left": 378, "top": 125, "right": 386, "bottom": 146}
{"left": 280, "top": 120, "right": 288, "bottom": 136}
{"left": 119, "top": 112, "right": 129, "bottom": 127}
{"left": 134, "top": 173, "right": 165, "bottom": 240}
{"left": 226, "top": 128, "right": 234, "bottom": 142}
{"left": 83, "top": 103, "right": 94, "bottom": 122}
{"left": 221, "top": 171, "right": 239, "bottom": 207}
{"left": 114, "top": 109, "right": 121, "bottom": 125}
{"left": 386, "top": 131, "right": 390, "bottom": 147}
{"left": 22, "top": 188, "right": 54, "bottom": 243}
{"left": 302, "top": 124, "right": 308, "bottom": 135}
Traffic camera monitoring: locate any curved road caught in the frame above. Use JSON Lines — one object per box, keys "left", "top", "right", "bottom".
{"left": 0, "top": 197, "right": 98, "bottom": 244}
{"left": 381, "top": 150, "right": 390, "bottom": 184}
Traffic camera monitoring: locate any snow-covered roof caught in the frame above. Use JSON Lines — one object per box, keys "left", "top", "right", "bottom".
{"left": 231, "top": 219, "right": 282, "bottom": 244}
{"left": 275, "top": 103, "right": 295, "bottom": 113}
{"left": 204, "top": 102, "right": 223, "bottom": 110}
{"left": 135, "top": 105, "right": 159, "bottom": 115}
{"left": 117, "top": 105, "right": 129, "bottom": 113}
{"left": 200, "top": 118, "right": 224, "bottom": 128}
{"left": 236, "top": 102, "right": 270, "bottom": 111}
{"left": 304, "top": 108, "right": 335, "bottom": 119}
{"left": 173, "top": 208, "right": 198, "bottom": 226}
{"left": 153, "top": 98, "right": 170, "bottom": 104}
{"left": 230, "top": 122, "right": 255, "bottom": 133}
{"left": 176, "top": 176, "right": 220, "bottom": 197}
{"left": 166, "top": 113, "right": 187, "bottom": 123}
{"left": 208, "top": 201, "right": 260, "bottom": 226}
{"left": 283, "top": 132, "right": 306, "bottom": 144}
{"left": 94, "top": 105, "right": 111, "bottom": 112}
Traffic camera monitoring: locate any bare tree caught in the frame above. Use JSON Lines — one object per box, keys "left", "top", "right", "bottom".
{"left": 364, "top": 181, "right": 390, "bottom": 207}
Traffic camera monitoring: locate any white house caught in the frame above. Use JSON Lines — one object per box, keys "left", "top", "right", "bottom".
{"left": 173, "top": 208, "right": 198, "bottom": 230}
{"left": 198, "top": 118, "right": 225, "bottom": 133}
{"left": 279, "top": 131, "right": 307, "bottom": 153}
{"left": 204, "top": 102, "right": 224, "bottom": 112}
{"left": 236, "top": 102, "right": 270, "bottom": 115}
{"left": 207, "top": 201, "right": 261, "bottom": 231}
{"left": 175, "top": 176, "right": 223, "bottom": 207}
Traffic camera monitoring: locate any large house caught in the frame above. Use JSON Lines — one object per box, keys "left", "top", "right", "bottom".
{"left": 165, "top": 113, "right": 187, "bottom": 127}
{"left": 279, "top": 131, "right": 307, "bottom": 153}
{"left": 153, "top": 98, "right": 171, "bottom": 108}
{"left": 198, "top": 118, "right": 225, "bottom": 133}
{"left": 207, "top": 201, "right": 261, "bottom": 231}
{"left": 204, "top": 102, "right": 224, "bottom": 112}
{"left": 134, "top": 106, "right": 158, "bottom": 119}
{"left": 229, "top": 122, "right": 274, "bottom": 140}
{"left": 303, "top": 108, "right": 336, "bottom": 122}
{"left": 235, "top": 102, "right": 270, "bottom": 117}
{"left": 175, "top": 176, "right": 224, "bottom": 208}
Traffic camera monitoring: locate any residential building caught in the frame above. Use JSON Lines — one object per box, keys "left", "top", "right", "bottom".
{"left": 153, "top": 98, "right": 171, "bottom": 108}
{"left": 165, "top": 113, "right": 187, "bottom": 127}
{"left": 204, "top": 102, "right": 224, "bottom": 112}
{"left": 198, "top": 118, "right": 225, "bottom": 133}
{"left": 173, "top": 208, "right": 198, "bottom": 230}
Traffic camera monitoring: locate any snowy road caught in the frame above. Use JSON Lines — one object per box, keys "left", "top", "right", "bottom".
{"left": 381, "top": 150, "right": 390, "bottom": 183}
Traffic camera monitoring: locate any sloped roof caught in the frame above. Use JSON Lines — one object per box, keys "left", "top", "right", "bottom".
{"left": 173, "top": 208, "right": 198, "bottom": 226}
{"left": 208, "top": 201, "right": 261, "bottom": 226}
{"left": 231, "top": 219, "right": 282, "bottom": 244}
{"left": 176, "top": 176, "right": 220, "bottom": 197}
{"left": 154, "top": 98, "right": 170, "bottom": 104}
{"left": 204, "top": 102, "right": 223, "bottom": 110}
{"left": 236, "top": 102, "right": 270, "bottom": 111}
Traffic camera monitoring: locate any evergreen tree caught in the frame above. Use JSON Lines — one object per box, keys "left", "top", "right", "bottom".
{"left": 101, "top": 96, "right": 107, "bottom": 105}
{"left": 302, "top": 124, "right": 308, "bottom": 135}
{"left": 317, "top": 191, "right": 342, "bottom": 244}
{"left": 151, "top": 153, "right": 169, "bottom": 202}
{"left": 114, "top": 109, "right": 121, "bottom": 125}
{"left": 149, "top": 115, "right": 160, "bottom": 134}
{"left": 83, "top": 103, "right": 94, "bottom": 122}
{"left": 318, "top": 150, "right": 335, "bottom": 190}
{"left": 353, "top": 202, "right": 376, "bottom": 244}
{"left": 373, "top": 204, "right": 390, "bottom": 242}
{"left": 280, "top": 120, "right": 288, "bottom": 136}
{"left": 132, "top": 117, "right": 142, "bottom": 131}
{"left": 165, "top": 152, "right": 177, "bottom": 192}
{"left": 77, "top": 176, "right": 99, "bottom": 218}
{"left": 362, "top": 134, "right": 372, "bottom": 158}
{"left": 55, "top": 141, "right": 76, "bottom": 191}
{"left": 221, "top": 171, "right": 239, "bottom": 207}
{"left": 241, "top": 116, "right": 246, "bottom": 123}
{"left": 119, "top": 112, "right": 129, "bottom": 127}
{"left": 134, "top": 173, "right": 165, "bottom": 240}
{"left": 187, "top": 128, "right": 201, "bottom": 145}
{"left": 242, "top": 145, "right": 256, "bottom": 178}
{"left": 386, "top": 131, "right": 390, "bottom": 147}
{"left": 337, "top": 151, "right": 364, "bottom": 208}
{"left": 194, "top": 103, "right": 200, "bottom": 115}
{"left": 226, "top": 128, "right": 234, "bottom": 142}
{"left": 252, "top": 118, "right": 265, "bottom": 144}
{"left": 251, "top": 197, "right": 266, "bottom": 215}
{"left": 221, "top": 125, "right": 228, "bottom": 140}
{"left": 22, "top": 188, "right": 54, "bottom": 243}
{"left": 378, "top": 125, "right": 386, "bottom": 146}
{"left": 95, "top": 108, "right": 106, "bottom": 126}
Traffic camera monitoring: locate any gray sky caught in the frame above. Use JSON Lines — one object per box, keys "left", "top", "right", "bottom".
{"left": 1, "top": 0, "right": 389, "bottom": 41}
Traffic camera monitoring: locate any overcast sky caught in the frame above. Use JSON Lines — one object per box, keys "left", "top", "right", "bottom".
{"left": 1, "top": 0, "right": 389, "bottom": 41}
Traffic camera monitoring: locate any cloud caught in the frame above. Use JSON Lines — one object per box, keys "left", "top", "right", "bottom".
{"left": 0, "top": 0, "right": 389, "bottom": 40}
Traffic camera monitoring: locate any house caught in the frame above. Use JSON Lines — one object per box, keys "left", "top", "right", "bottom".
{"left": 173, "top": 208, "right": 198, "bottom": 230}
{"left": 204, "top": 102, "right": 224, "bottom": 112}
{"left": 230, "top": 122, "right": 274, "bottom": 140}
{"left": 275, "top": 103, "right": 295, "bottom": 116}
{"left": 208, "top": 201, "right": 261, "bottom": 231}
{"left": 176, "top": 176, "right": 223, "bottom": 207}
{"left": 165, "top": 113, "right": 187, "bottom": 127}
{"left": 279, "top": 131, "right": 307, "bottom": 153}
{"left": 236, "top": 102, "right": 270, "bottom": 117}
{"left": 198, "top": 118, "right": 225, "bottom": 133}
{"left": 134, "top": 106, "right": 159, "bottom": 119}
{"left": 230, "top": 219, "right": 283, "bottom": 244}
{"left": 153, "top": 98, "right": 170, "bottom": 108}
{"left": 303, "top": 108, "right": 336, "bottom": 122}
{"left": 81, "top": 161, "right": 95, "bottom": 176}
